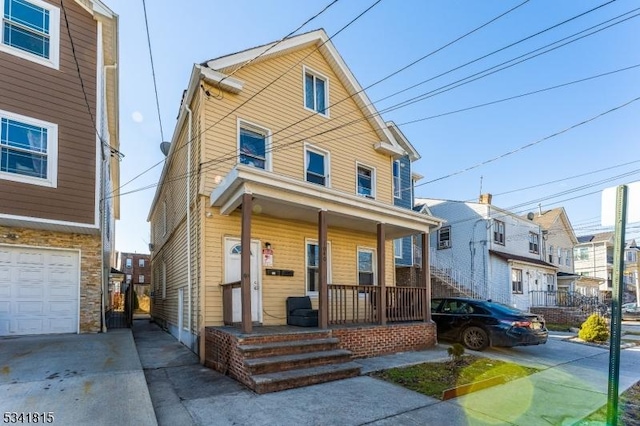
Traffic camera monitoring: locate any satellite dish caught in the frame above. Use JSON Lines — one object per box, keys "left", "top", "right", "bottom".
{"left": 527, "top": 212, "right": 535, "bottom": 220}
{"left": 160, "top": 141, "right": 171, "bottom": 156}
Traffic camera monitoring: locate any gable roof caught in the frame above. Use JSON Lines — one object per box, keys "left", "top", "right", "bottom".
{"left": 386, "top": 121, "right": 420, "bottom": 162}
{"left": 525, "top": 207, "right": 578, "bottom": 245}
{"left": 202, "top": 29, "right": 405, "bottom": 156}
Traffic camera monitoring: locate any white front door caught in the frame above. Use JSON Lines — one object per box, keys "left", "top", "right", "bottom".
{"left": 224, "top": 238, "right": 261, "bottom": 323}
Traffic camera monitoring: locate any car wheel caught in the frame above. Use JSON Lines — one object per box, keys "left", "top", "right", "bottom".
{"left": 462, "top": 326, "right": 489, "bottom": 351}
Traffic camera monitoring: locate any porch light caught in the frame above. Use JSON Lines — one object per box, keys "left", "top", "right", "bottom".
{"left": 265, "top": 242, "right": 271, "bottom": 249}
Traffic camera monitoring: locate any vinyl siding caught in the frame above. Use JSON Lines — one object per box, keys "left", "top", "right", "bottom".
{"left": 200, "top": 46, "right": 394, "bottom": 202}
{"left": 0, "top": 0, "right": 97, "bottom": 224}
{"left": 202, "top": 208, "right": 395, "bottom": 326}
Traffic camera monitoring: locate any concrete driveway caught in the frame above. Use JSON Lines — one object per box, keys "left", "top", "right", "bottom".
{"left": 0, "top": 330, "right": 157, "bottom": 425}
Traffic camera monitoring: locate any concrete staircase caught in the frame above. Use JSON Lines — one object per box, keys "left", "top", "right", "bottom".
{"left": 238, "top": 331, "right": 360, "bottom": 394}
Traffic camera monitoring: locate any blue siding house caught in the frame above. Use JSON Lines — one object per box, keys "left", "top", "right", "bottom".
{"left": 387, "top": 123, "right": 423, "bottom": 285}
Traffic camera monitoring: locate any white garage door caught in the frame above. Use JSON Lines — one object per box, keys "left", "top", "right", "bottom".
{"left": 0, "top": 246, "right": 79, "bottom": 336}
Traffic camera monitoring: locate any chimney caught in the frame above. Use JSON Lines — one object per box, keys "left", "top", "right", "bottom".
{"left": 479, "top": 193, "right": 492, "bottom": 204}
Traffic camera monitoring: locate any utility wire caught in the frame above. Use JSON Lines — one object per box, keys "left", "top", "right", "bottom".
{"left": 142, "top": 0, "right": 164, "bottom": 142}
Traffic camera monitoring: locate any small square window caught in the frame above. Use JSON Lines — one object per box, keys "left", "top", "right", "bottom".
{"left": 304, "top": 68, "right": 328, "bottom": 115}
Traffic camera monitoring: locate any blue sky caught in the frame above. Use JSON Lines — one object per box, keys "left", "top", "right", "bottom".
{"left": 103, "top": 0, "right": 640, "bottom": 254}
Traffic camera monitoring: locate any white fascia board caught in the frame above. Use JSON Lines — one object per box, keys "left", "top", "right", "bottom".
{"left": 373, "top": 141, "right": 405, "bottom": 157}
{"left": 210, "top": 166, "right": 443, "bottom": 229}
{"left": 200, "top": 67, "right": 244, "bottom": 93}
{"left": 205, "top": 30, "right": 325, "bottom": 71}
{"left": 147, "top": 65, "right": 202, "bottom": 221}
{"left": 412, "top": 171, "right": 424, "bottom": 181}
{"left": 386, "top": 121, "right": 420, "bottom": 161}
{"left": 74, "top": 0, "right": 115, "bottom": 18}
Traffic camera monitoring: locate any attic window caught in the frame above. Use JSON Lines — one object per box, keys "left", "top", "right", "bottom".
{"left": 303, "top": 66, "right": 328, "bottom": 116}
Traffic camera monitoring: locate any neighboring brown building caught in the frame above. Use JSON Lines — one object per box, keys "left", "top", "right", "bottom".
{"left": 118, "top": 252, "right": 151, "bottom": 287}
{"left": 0, "top": 0, "right": 119, "bottom": 336}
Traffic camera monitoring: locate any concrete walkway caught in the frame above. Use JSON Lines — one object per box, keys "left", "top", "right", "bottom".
{"left": 132, "top": 320, "right": 640, "bottom": 426}
{"left": 0, "top": 329, "right": 157, "bottom": 425}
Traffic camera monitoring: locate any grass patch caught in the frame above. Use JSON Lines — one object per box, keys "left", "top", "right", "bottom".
{"left": 371, "top": 355, "right": 540, "bottom": 399}
{"left": 579, "top": 381, "right": 640, "bottom": 425}
{"left": 545, "top": 323, "right": 575, "bottom": 332}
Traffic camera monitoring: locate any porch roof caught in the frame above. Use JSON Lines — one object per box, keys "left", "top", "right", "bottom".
{"left": 489, "top": 250, "right": 557, "bottom": 270}
{"left": 210, "top": 165, "right": 443, "bottom": 239}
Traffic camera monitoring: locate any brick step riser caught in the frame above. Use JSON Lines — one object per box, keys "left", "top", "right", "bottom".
{"left": 241, "top": 342, "right": 340, "bottom": 359}
{"left": 247, "top": 353, "right": 352, "bottom": 375}
{"left": 253, "top": 368, "right": 360, "bottom": 394}
{"left": 239, "top": 332, "right": 332, "bottom": 345}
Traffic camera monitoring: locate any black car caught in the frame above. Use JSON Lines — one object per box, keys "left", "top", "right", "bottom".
{"left": 431, "top": 297, "right": 548, "bottom": 351}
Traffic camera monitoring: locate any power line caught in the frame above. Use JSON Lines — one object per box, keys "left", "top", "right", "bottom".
{"left": 142, "top": 0, "right": 164, "bottom": 142}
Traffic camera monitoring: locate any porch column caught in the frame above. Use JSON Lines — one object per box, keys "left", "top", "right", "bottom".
{"left": 241, "top": 193, "right": 252, "bottom": 333}
{"left": 318, "top": 209, "right": 328, "bottom": 329}
{"left": 378, "top": 223, "right": 386, "bottom": 326}
{"left": 421, "top": 232, "right": 431, "bottom": 322}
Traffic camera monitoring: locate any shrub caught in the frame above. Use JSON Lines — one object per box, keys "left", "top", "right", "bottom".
{"left": 578, "top": 314, "right": 609, "bottom": 343}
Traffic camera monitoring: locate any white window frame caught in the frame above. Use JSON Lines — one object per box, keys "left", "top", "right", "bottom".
{"left": 304, "top": 143, "right": 330, "bottom": 187}
{"left": 393, "top": 159, "right": 401, "bottom": 199}
{"left": 0, "top": 108, "right": 58, "bottom": 187}
{"left": 357, "top": 246, "right": 376, "bottom": 287}
{"left": 493, "top": 220, "right": 505, "bottom": 245}
{"left": 511, "top": 268, "right": 523, "bottom": 294}
{"left": 161, "top": 260, "right": 166, "bottom": 299}
{"left": 237, "top": 118, "right": 272, "bottom": 171}
{"left": 0, "top": 0, "right": 60, "bottom": 69}
{"left": 138, "top": 274, "right": 144, "bottom": 283}
{"left": 138, "top": 258, "right": 145, "bottom": 267}
{"left": 305, "top": 238, "right": 331, "bottom": 297}
{"left": 125, "top": 258, "right": 132, "bottom": 268}
{"left": 126, "top": 274, "right": 132, "bottom": 284}
{"left": 438, "top": 226, "right": 451, "bottom": 250}
{"left": 394, "top": 238, "right": 402, "bottom": 259}
{"left": 302, "top": 65, "right": 329, "bottom": 117}
{"left": 529, "top": 232, "right": 539, "bottom": 254}
{"left": 548, "top": 245, "right": 554, "bottom": 263}
{"left": 355, "top": 162, "right": 375, "bottom": 198}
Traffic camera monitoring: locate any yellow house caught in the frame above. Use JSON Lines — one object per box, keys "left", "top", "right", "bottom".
{"left": 148, "top": 29, "right": 443, "bottom": 392}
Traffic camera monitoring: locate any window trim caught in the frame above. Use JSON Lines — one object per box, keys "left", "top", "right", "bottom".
{"left": 125, "top": 258, "right": 132, "bottom": 268}
{"left": 355, "top": 161, "right": 375, "bottom": 199}
{"left": 511, "top": 268, "right": 523, "bottom": 294}
{"left": 305, "top": 238, "right": 331, "bottom": 297}
{"left": 438, "top": 226, "right": 451, "bottom": 250}
{"left": 392, "top": 159, "right": 401, "bottom": 199}
{"left": 357, "top": 246, "right": 376, "bottom": 286}
{"left": 0, "top": 0, "right": 60, "bottom": 69}
{"left": 302, "top": 65, "right": 329, "bottom": 117}
{"left": 138, "top": 258, "right": 145, "bottom": 268}
{"left": 304, "top": 143, "right": 330, "bottom": 187}
{"left": 138, "top": 274, "right": 144, "bottom": 283}
{"left": 237, "top": 118, "right": 272, "bottom": 171}
{"left": 394, "top": 238, "right": 402, "bottom": 259}
{"left": 0, "top": 108, "right": 58, "bottom": 187}
{"left": 529, "top": 232, "right": 539, "bottom": 254}
{"left": 493, "top": 220, "right": 505, "bottom": 245}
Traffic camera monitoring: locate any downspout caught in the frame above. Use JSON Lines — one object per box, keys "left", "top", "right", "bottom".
{"left": 185, "top": 104, "right": 193, "bottom": 344}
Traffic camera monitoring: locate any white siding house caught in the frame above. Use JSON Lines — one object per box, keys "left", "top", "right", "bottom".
{"left": 417, "top": 194, "right": 557, "bottom": 311}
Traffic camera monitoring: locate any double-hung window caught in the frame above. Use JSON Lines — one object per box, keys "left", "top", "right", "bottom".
{"left": 394, "top": 239, "right": 402, "bottom": 259}
{"left": 358, "top": 248, "right": 375, "bottom": 286}
{"left": 138, "top": 275, "right": 144, "bottom": 284}
{"left": 238, "top": 121, "right": 270, "bottom": 170}
{"left": 357, "top": 164, "right": 374, "bottom": 198}
{"left": 306, "top": 240, "right": 331, "bottom": 294}
{"left": 511, "top": 268, "right": 523, "bottom": 294}
{"left": 305, "top": 145, "right": 329, "bottom": 186}
{"left": 548, "top": 245, "right": 554, "bottom": 263}
{"left": 529, "top": 232, "right": 539, "bottom": 254}
{"left": 0, "top": 109, "right": 57, "bottom": 187}
{"left": 493, "top": 220, "right": 505, "bottom": 245}
{"left": 125, "top": 258, "right": 132, "bottom": 268}
{"left": 303, "top": 67, "right": 328, "bottom": 115}
{"left": 1, "top": 0, "right": 59, "bottom": 68}
{"left": 138, "top": 258, "right": 145, "bottom": 268}
{"left": 393, "top": 160, "right": 401, "bottom": 198}
{"left": 438, "top": 226, "right": 451, "bottom": 249}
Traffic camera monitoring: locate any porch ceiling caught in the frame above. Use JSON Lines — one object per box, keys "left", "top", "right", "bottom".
{"left": 210, "top": 165, "right": 443, "bottom": 239}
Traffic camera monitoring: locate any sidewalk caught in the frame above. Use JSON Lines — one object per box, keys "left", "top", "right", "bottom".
{"left": 132, "top": 320, "right": 640, "bottom": 425}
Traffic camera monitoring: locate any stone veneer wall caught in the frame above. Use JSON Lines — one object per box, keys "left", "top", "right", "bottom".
{"left": 0, "top": 226, "right": 102, "bottom": 333}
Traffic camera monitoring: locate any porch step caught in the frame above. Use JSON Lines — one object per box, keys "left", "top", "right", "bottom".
{"left": 239, "top": 337, "right": 341, "bottom": 358}
{"left": 244, "top": 349, "right": 352, "bottom": 375}
{"left": 252, "top": 362, "right": 361, "bottom": 394}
